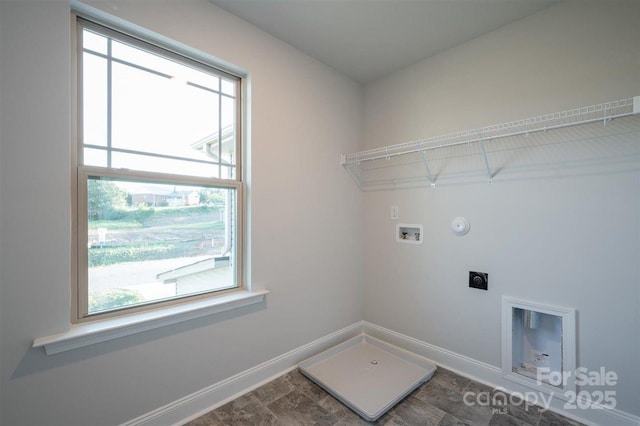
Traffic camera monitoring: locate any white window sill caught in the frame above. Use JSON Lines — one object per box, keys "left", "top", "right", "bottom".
{"left": 33, "top": 289, "right": 269, "bottom": 355}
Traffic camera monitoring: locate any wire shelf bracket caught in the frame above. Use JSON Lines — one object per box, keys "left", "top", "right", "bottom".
{"left": 478, "top": 138, "right": 493, "bottom": 184}
{"left": 418, "top": 151, "right": 436, "bottom": 188}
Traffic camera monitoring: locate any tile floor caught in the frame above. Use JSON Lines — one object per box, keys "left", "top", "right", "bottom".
{"left": 185, "top": 367, "right": 584, "bottom": 426}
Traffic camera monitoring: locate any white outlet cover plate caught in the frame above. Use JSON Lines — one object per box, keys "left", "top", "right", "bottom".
{"left": 390, "top": 206, "right": 399, "bottom": 220}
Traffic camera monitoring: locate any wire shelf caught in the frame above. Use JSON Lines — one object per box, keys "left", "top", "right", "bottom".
{"left": 343, "top": 97, "right": 640, "bottom": 190}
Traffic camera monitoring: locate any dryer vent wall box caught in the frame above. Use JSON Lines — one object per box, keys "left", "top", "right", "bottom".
{"left": 397, "top": 224, "right": 423, "bottom": 245}
{"left": 502, "top": 297, "right": 577, "bottom": 395}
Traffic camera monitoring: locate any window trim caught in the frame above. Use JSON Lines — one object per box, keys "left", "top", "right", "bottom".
{"left": 36, "top": 289, "right": 268, "bottom": 355}
{"left": 77, "top": 18, "right": 242, "bottom": 179}
{"left": 76, "top": 167, "right": 244, "bottom": 322}
{"left": 76, "top": 17, "right": 242, "bottom": 177}
{"left": 72, "top": 14, "right": 246, "bottom": 323}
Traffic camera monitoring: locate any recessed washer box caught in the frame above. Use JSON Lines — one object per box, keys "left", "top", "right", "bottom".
{"left": 299, "top": 335, "right": 436, "bottom": 421}
{"left": 397, "top": 224, "right": 423, "bottom": 244}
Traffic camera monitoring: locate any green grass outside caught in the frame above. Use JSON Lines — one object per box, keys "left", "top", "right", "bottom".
{"left": 90, "top": 205, "right": 221, "bottom": 229}
{"left": 89, "top": 242, "right": 188, "bottom": 267}
{"left": 88, "top": 205, "right": 224, "bottom": 267}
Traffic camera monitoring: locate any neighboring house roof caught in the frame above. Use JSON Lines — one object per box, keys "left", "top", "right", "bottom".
{"left": 190, "top": 124, "right": 235, "bottom": 165}
{"left": 156, "top": 256, "right": 230, "bottom": 282}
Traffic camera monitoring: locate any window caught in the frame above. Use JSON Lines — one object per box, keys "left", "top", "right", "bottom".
{"left": 74, "top": 18, "right": 243, "bottom": 321}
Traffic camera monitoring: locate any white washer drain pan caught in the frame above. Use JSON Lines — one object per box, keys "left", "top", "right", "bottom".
{"left": 299, "top": 334, "right": 436, "bottom": 421}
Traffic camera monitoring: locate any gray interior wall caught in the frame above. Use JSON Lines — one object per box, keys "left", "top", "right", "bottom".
{"left": 0, "top": 1, "right": 363, "bottom": 425}
{"left": 361, "top": 0, "right": 640, "bottom": 416}
{"left": 2, "top": 0, "right": 639, "bottom": 424}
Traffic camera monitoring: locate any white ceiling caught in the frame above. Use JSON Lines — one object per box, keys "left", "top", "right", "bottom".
{"left": 210, "top": 0, "right": 557, "bottom": 84}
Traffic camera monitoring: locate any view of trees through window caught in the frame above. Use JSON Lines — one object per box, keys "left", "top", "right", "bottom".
{"left": 87, "top": 178, "right": 235, "bottom": 313}
{"left": 77, "top": 20, "right": 241, "bottom": 317}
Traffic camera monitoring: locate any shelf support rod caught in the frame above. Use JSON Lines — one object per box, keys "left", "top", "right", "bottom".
{"left": 419, "top": 151, "right": 436, "bottom": 188}
{"left": 603, "top": 106, "right": 611, "bottom": 127}
{"left": 479, "top": 139, "right": 493, "bottom": 183}
{"left": 341, "top": 159, "right": 364, "bottom": 190}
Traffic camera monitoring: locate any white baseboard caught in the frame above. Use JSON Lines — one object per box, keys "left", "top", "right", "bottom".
{"left": 363, "top": 321, "right": 640, "bottom": 426}
{"left": 121, "top": 321, "right": 364, "bottom": 426}
{"left": 122, "top": 320, "right": 639, "bottom": 426}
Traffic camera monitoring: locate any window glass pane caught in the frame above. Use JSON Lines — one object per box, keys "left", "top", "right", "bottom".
{"left": 83, "top": 29, "right": 107, "bottom": 54}
{"left": 221, "top": 96, "right": 236, "bottom": 166}
{"left": 87, "top": 176, "right": 236, "bottom": 314}
{"left": 221, "top": 79, "right": 235, "bottom": 97}
{"left": 84, "top": 148, "right": 108, "bottom": 167}
{"left": 83, "top": 53, "right": 108, "bottom": 147}
{"left": 220, "top": 166, "right": 235, "bottom": 180}
{"left": 111, "top": 40, "right": 220, "bottom": 92}
{"left": 221, "top": 96, "right": 235, "bottom": 130}
{"left": 110, "top": 61, "right": 221, "bottom": 165}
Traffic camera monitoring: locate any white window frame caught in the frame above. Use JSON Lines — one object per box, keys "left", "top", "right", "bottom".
{"left": 72, "top": 15, "right": 245, "bottom": 323}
